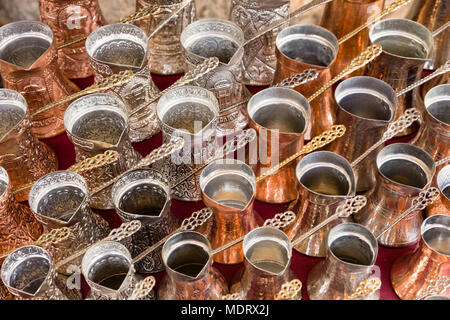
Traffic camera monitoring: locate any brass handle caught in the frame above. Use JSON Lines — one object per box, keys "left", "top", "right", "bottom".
{"left": 416, "top": 276, "right": 450, "bottom": 300}
{"left": 344, "top": 277, "right": 382, "bottom": 300}
{"left": 275, "top": 279, "right": 303, "bottom": 300}
{"left": 128, "top": 276, "right": 156, "bottom": 300}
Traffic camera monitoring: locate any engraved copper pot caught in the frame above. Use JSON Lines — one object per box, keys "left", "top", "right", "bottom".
{"left": 158, "top": 231, "right": 228, "bottom": 300}
{"left": 307, "top": 223, "right": 380, "bottom": 300}
{"left": 354, "top": 143, "right": 436, "bottom": 247}
{"left": 412, "top": 84, "right": 450, "bottom": 163}
{"left": 0, "top": 21, "right": 79, "bottom": 139}
{"left": 180, "top": 18, "right": 251, "bottom": 137}
{"left": 229, "top": 0, "right": 290, "bottom": 86}
{"left": 39, "top": 0, "right": 106, "bottom": 79}
{"left": 199, "top": 159, "right": 263, "bottom": 264}
{"left": 320, "top": 0, "right": 385, "bottom": 79}
{"left": 427, "top": 164, "right": 450, "bottom": 217}
{"left": 285, "top": 151, "right": 356, "bottom": 257}
{"left": 135, "top": 0, "right": 196, "bottom": 75}
{"left": 0, "top": 89, "right": 58, "bottom": 202}
{"left": 0, "top": 166, "right": 42, "bottom": 257}
{"left": 327, "top": 76, "right": 397, "bottom": 192}
{"left": 230, "top": 226, "right": 299, "bottom": 300}
{"left": 247, "top": 87, "right": 310, "bottom": 203}
{"left": 391, "top": 214, "right": 450, "bottom": 300}
{"left": 363, "top": 18, "right": 434, "bottom": 136}
{"left": 152, "top": 86, "right": 219, "bottom": 201}
{"left": 86, "top": 23, "right": 161, "bottom": 142}
{"left": 112, "top": 169, "right": 180, "bottom": 274}
{"left": 273, "top": 24, "right": 339, "bottom": 140}
{"left": 64, "top": 93, "right": 142, "bottom": 210}
{"left": 28, "top": 170, "right": 110, "bottom": 273}
{"left": 1, "top": 245, "right": 67, "bottom": 300}
{"left": 82, "top": 241, "right": 154, "bottom": 300}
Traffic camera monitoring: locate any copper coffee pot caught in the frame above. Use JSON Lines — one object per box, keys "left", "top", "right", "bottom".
{"left": 307, "top": 223, "right": 380, "bottom": 300}
{"left": 285, "top": 151, "right": 356, "bottom": 257}
{"left": 412, "top": 84, "right": 450, "bottom": 163}
{"left": 427, "top": 164, "right": 450, "bottom": 217}
{"left": 363, "top": 18, "right": 434, "bottom": 136}
{"left": 135, "top": 0, "right": 196, "bottom": 75}
{"left": 273, "top": 24, "right": 339, "bottom": 140}
{"left": 0, "top": 21, "right": 79, "bottom": 139}
{"left": 158, "top": 231, "right": 229, "bottom": 300}
{"left": 247, "top": 87, "right": 310, "bottom": 204}
{"left": 199, "top": 159, "right": 263, "bottom": 264}
{"left": 0, "top": 89, "right": 58, "bottom": 202}
{"left": 391, "top": 214, "right": 450, "bottom": 300}
{"left": 112, "top": 169, "right": 180, "bottom": 274}
{"left": 326, "top": 76, "right": 397, "bottom": 192}
{"left": 354, "top": 143, "right": 436, "bottom": 247}
{"left": 39, "top": 0, "right": 106, "bottom": 79}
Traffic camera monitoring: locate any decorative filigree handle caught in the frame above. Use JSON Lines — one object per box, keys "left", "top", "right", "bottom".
{"left": 91, "top": 137, "right": 184, "bottom": 196}
{"left": 256, "top": 125, "right": 346, "bottom": 183}
{"left": 275, "top": 279, "right": 303, "bottom": 300}
{"left": 181, "top": 208, "right": 213, "bottom": 231}
{"left": 274, "top": 69, "right": 320, "bottom": 89}
{"left": 344, "top": 277, "right": 382, "bottom": 300}
{"left": 308, "top": 45, "right": 383, "bottom": 103}
{"left": 436, "top": 156, "right": 450, "bottom": 167}
{"left": 120, "top": 5, "right": 161, "bottom": 24}
{"left": 351, "top": 108, "right": 422, "bottom": 168}
{"left": 222, "top": 293, "right": 241, "bottom": 300}
{"left": 128, "top": 276, "right": 156, "bottom": 300}
{"left": 376, "top": 187, "right": 440, "bottom": 239}
{"left": 32, "top": 70, "right": 134, "bottom": 117}
{"left": 338, "top": 0, "right": 413, "bottom": 44}
{"left": 416, "top": 276, "right": 450, "bottom": 300}
{"left": 264, "top": 211, "right": 296, "bottom": 229}
{"left": 129, "top": 57, "right": 220, "bottom": 117}
{"left": 133, "top": 208, "right": 213, "bottom": 263}
{"left": 292, "top": 195, "right": 367, "bottom": 246}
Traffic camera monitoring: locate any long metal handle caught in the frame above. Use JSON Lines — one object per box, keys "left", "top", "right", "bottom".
{"left": 432, "top": 21, "right": 450, "bottom": 38}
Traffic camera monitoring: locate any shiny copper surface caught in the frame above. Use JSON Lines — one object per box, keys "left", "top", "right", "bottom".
{"left": 427, "top": 164, "right": 450, "bottom": 217}
{"left": 39, "top": 0, "right": 106, "bottom": 79}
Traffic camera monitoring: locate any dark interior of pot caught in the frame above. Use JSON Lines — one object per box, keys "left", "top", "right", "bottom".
{"left": 374, "top": 34, "right": 428, "bottom": 59}
{"left": 339, "top": 92, "right": 392, "bottom": 121}
{"left": 300, "top": 167, "right": 350, "bottom": 196}
{"left": 89, "top": 254, "right": 131, "bottom": 290}
{"left": 72, "top": 109, "right": 126, "bottom": 145}
{"left": 379, "top": 159, "right": 428, "bottom": 188}
{"left": 167, "top": 243, "right": 209, "bottom": 278}
{"left": 0, "top": 103, "right": 25, "bottom": 138}
{"left": 9, "top": 256, "right": 50, "bottom": 294}
{"left": 428, "top": 100, "right": 450, "bottom": 125}
{"left": 330, "top": 235, "right": 374, "bottom": 266}
{"left": 93, "top": 38, "right": 145, "bottom": 67}
{"left": 252, "top": 102, "right": 306, "bottom": 134}
{"left": 423, "top": 226, "right": 450, "bottom": 256}
{"left": 279, "top": 37, "right": 335, "bottom": 67}
{"left": 246, "top": 240, "right": 289, "bottom": 274}
{"left": 37, "top": 185, "right": 86, "bottom": 222}
{"left": 119, "top": 183, "right": 166, "bottom": 216}
{"left": 0, "top": 35, "right": 50, "bottom": 69}
{"left": 162, "top": 102, "right": 215, "bottom": 134}
{"left": 187, "top": 36, "right": 239, "bottom": 64}
{"left": 203, "top": 173, "right": 254, "bottom": 209}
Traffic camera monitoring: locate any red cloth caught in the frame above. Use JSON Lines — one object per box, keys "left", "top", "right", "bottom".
{"left": 39, "top": 74, "right": 417, "bottom": 300}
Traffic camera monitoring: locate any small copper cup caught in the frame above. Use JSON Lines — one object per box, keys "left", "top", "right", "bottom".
{"left": 1, "top": 245, "right": 67, "bottom": 300}
{"left": 285, "top": 151, "right": 356, "bottom": 257}
{"left": 320, "top": 0, "right": 385, "bottom": 79}
{"left": 0, "top": 166, "right": 42, "bottom": 256}
{"left": 355, "top": 143, "right": 436, "bottom": 247}
{"left": 64, "top": 93, "right": 142, "bottom": 209}
{"left": 158, "top": 231, "right": 228, "bottom": 300}
{"left": 199, "top": 159, "right": 263, "bottom": 264}
{"left": 0, "top": 21, "right": 79, "bottom": 139}
{"left": 230, "top": 226, "right": 299, "bottom": 300}
{"left": 391, "top": 214, "right": 450, "bottom": 300}
{"left": 82, "top": 241, "right": 153, "bottom": 300}
{"left": 273, "top": 24, "right": 339, "bottom": 139}
{"left": 327, "top": 76, "right": 397, "bottom": 192}
{"left": 247, "top": 87, "right": 310, "bottom": 203}
{"left": 307, "top": 223, "right": 380, "bottom": 300}
{"left": 135, "top": 0, "right": 196, "bottom": 75}
{"left": 412, "top": 84, "right": 450, "bottom": 163}
{"left": 0, "top": 89, "right": 58, "bottom": 202}
{"left": 112, "top": 169, "right": 180, "bottom": 274}
{"left": 28, "top": 170, "right": 110, "bottom": 273}
{"left": 229, "top": 0, "right": 290, "bottom": 86}
{"left": 364, "top": 18, "right": 434, "bottom": 136}
{"left": 180, "top": 18, "right": 251, "bottom": 137}
{"left": 426, "top": 164, "right": 450, "bottom": 217}
{"left": 39, "top": 0, "right": 106, "bottom": 79}
{"left": 86, "top": 23, "right": 161, "bottom": 142}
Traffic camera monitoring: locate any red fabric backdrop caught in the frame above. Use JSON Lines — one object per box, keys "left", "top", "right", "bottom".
{"left": 39, "top": 74, "right": 417, "bottom": 300}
